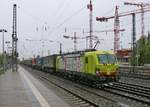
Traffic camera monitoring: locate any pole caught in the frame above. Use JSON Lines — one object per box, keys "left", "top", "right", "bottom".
{"left": 87, "top": 0, "right": 93, "bottom": 49}
{"left": 12, "top": 4, "right": 18, "bottom": 72}
{"left": 3, "top": 32, "right": 4, "bottom": 54}
{"left": 2, "top": 31, "right": 4, "bottom": 71}
{"left": 42, "top": 41, "right": 44, "bottom": 57}
{"left": 60, "top": 43, "right": 62, "bottom": 54}
{"left": 86, "top": 37, "right": 88, "bottom": 49}
{"left": 132, "top": 13, "right": 136, "bottom": 71}
{"left": 0, "top": 29, "right": 7, "bottom": 72}
{"left": 74, "top": 32, "right": 77, "bottom": 52}
{"left": 114, "top": 6, "right": 120, "bottom": 54}
{"left": 132, "top": 13, "right": 136, "bottom": 51}
{"left": 141, "top": 4, "right": 144, "bottom": 36}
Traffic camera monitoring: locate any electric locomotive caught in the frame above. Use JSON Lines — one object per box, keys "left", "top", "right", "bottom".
{"left": 56, "top": 49, "right": 119, "bottom": 82}
{"left": 22, "top": 49, "right": 119, "bottom": 85}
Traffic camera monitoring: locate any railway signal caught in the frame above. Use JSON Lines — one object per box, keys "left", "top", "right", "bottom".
{"left": 96, "top": 17, "right": 108, "bottom": 22}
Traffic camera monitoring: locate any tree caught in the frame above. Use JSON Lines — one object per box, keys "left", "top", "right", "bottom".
{"left": 0, "top": 54, "right": 3, "bottom": 65}
{"left": 137, "top": 36, "right": 147, "bottom": 65}
{"left": 130, "top": 34, "right": 150, "bottom": 66}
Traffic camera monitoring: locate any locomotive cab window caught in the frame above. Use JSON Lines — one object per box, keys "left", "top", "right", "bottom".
{"left": 97, "top": 54, "right": 117, "bottom": 64}
{"left": 85, "top": 57, "right": 88, "bottom": 63}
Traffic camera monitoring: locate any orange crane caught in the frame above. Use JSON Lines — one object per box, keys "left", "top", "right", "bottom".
{"left": 96, "top": 6, "right": 150, "bottom": 53}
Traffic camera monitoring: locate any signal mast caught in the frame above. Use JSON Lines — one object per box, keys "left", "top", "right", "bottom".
{"left": 87, "top": 0, "right": 93, "bottom": 49}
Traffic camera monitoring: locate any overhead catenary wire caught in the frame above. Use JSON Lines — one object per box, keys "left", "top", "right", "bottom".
{"left": 51, "top": 0, "right": 71, "bottom": 24}
{"left": 17, "top": 2, "right": 88, "bottom": 36}
{"left": 51, "top": 0, "right": 96, "bottom": 33}
{"left": 49, "top": 0, "right": 69, "bottom": 18}
{"left": 15, "top": 1, "right": 150, "bottom": 54}
{"left": 16, "top": 1, "right": 127, "bottom": 36}
{"left": 48, "top": 5, "right": 87, "bottom": 35}
{"left": 17, "top": 5, "right": 47, "bottom": 24}
{"left": 17, "top": 2, "right": 149, "bottom": 33}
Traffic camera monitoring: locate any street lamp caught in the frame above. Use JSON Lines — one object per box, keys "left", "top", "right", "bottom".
{"left": 0, "top": 29, "right": 7, "bottom": 72}
{"left": 0, "top": 29, "right": 7, "bottom": 54}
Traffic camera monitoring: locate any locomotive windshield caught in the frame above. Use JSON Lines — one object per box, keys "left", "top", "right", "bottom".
{"left": 98, "top": 54, "right": 117, "bottom": 64}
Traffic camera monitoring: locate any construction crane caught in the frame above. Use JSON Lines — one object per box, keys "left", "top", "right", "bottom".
{"left": 93, "top": 29, "right": 125, "bottom": 33}
{"left": 87, "top": 0, "right": 93, "bottom": 49}
{"left": 96, "top": 6, "right": 150, "bottom": 53}
{"left": 124, "top": 2, "right": 150, "bottom": 36}
{"left": 64, "top": 32, "right": 96, "bottom": 51}
{"left": 84, "top": 28, "right": 125, "bottom": 50}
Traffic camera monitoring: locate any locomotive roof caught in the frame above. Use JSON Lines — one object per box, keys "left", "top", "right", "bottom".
{"left": 85, "top": 50, "right": 114, "bottom": 55}
{"left": 61, "top": 49, "right": 96, "bottom": 55}
{"left": 33, "top": 49, "right": 114, "bottom": 59}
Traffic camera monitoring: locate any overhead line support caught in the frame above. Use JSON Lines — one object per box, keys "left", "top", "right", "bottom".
{"left": 12, "top": 4, "right": 18, "bottom": 72}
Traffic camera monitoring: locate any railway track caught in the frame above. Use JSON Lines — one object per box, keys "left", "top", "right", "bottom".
{"left": 120, "top": 76, "right": 150, "bottom": 87}
{"left": 41, "top": 75, "right": 150, "bottom": 107}
{"left": 114, "top": 81, "right": 150, "bottom": 92}
{"left": 40, "top": 76, "right": 101, "bottom": 107}
{"left": 119, "top": 72, "right": 150, "bottom": 80}
{"left": 104, "top": 82, "right": 150, "bottom": 105}
{"left": 23, "top": 65, "right": 150, "bottom": 107}
{"left": 23, "top": 66, "right": 120, "bottom": 107}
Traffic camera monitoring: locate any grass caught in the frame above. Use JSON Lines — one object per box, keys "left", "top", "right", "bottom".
{"left": 0, "top": 66, "right": 4, "bottom": 75}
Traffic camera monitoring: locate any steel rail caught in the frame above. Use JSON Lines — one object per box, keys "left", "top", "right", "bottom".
{"left": 104, "top": 85, "right": 150, "bottom": 105}
{"left": 115, "top": 81, "right": 150, "bottom": 91}
{"left": 107, "top": 84, "right": 150, "bottom": 98}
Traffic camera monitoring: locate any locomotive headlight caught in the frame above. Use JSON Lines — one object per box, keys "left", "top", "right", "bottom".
{"left": 107, "top": 72, "right": 110, "bottom": 75}
{"left": 95, "top": 68, "right": 100, "bottom": 75}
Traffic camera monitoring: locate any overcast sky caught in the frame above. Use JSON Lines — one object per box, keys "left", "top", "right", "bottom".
{"left": 0, "top": 0, "right": 150, "bottom": 59}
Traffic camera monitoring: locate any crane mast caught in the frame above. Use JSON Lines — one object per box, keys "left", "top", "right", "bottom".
{"left": 114, "top": 6, "right": 120, "bottom": 53}
{"left": 96, "top": 5, "right": 150, "bottom": 53}
{"left": 87, "top": 0, "right": 93, "bottom": 49}
{"left": 124, "top": 2, "right": 150, "bottom": 36}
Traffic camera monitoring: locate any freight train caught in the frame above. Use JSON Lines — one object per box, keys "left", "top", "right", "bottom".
{"left": 22, "top": 49, "right": 119, "bottom": 86}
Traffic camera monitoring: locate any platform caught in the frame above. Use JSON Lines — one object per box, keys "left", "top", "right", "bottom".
{"left": 0, "top": 65, "right": 71, "bottom": 107}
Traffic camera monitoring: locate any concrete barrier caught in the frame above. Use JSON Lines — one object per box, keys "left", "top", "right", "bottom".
{"left": 119, "top": 65, "right": 150, "bottom": 75}
{"left": 144, "top": 64, "right": 150, "bottom": 68}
